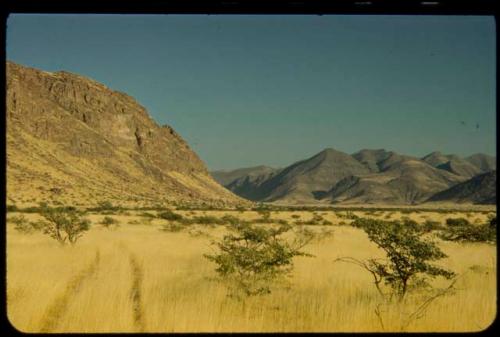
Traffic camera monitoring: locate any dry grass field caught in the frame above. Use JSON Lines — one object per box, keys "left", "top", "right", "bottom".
{"left": 6, "top": 209, "right": 497, "bottom": 332}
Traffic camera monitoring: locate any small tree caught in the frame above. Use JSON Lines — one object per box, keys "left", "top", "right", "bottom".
{"left": 337, "top": 218, "right": 455, "bottom": 301}
{"left": 205, "top": 223, "right": 313, "bottom": 297}
{"left": 38, "top": 207, "right": 91, "bottom": 245}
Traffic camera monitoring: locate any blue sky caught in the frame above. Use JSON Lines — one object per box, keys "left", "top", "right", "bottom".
{"left": 6, "top": 15, "right": 496, "bottom": 170}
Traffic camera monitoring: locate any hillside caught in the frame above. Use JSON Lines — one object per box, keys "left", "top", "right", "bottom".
{"left": 6, "top": 61, "right": 246, "bottom": 207}
{"left": 427, "top": 170, "right": 497, "bottom": 204}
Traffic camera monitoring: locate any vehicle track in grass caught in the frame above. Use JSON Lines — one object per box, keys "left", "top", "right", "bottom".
{"left": 39, "top": 250, "right": 100, "bottom": 332}
{"left": 129, "top": 253, "right": 146, "bottom": 332}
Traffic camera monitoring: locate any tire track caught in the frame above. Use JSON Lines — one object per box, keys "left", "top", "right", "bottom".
{"left": 129, "top": 254, "right": 146, "bottom": 332}
{"left": 39, "top": 250, "right": 100, "bottom": 333}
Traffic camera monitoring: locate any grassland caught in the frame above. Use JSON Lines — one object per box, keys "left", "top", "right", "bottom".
{"left": 6, "top": 209, "right": 497, "bottom": 332}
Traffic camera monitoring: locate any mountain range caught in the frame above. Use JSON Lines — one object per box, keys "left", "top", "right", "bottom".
{"left": 212, "top": 149, "right": 496, "bottom": 205}
{"left": 6, "top": 61, "right": 245, "bottom": 207}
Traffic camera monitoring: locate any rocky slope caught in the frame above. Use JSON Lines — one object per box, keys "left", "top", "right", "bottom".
{"left": 6, "top": 61, "right": 246, "bottom": 207}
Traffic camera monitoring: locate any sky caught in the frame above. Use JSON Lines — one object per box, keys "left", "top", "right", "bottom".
{"left": 6, "top": 14, "right": 496, "bottom": 170}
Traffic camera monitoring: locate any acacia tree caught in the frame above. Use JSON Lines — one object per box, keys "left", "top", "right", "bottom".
{"left": 204, "top": 223, "right": 313, "bottom": 297}
{"left": 337, "top": 218, "right": 455, "bottom": 301}
{"left": 38, "top": 207, "right": 91, "bottom": 245}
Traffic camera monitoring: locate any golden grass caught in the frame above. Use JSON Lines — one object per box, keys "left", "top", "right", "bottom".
{"left": 6, "top": 210, "right": 496, "bottom": 332}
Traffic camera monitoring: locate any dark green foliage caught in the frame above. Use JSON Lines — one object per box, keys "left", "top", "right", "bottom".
{"left": 421, "top": 220, "right": 443, "bottom": 233}
{"left": 139, "top": 212, "right": 156, "bottom": 218}
{"left": 346, "top": 218, "right": 455, "bottom": 300}
{"left": 220, "top": 214, "right": 242, "bottom": 226}
{"left": 38, "top": 207, "right": 91, "bottom": 245}
{"left": 294, "top": 214, "right": 327, "bottom": 226}
{"left": 489, "top": 216, "right": 496, "bottom": 227}
{"left": 160, "top": 222, "right": 186, "bottom": 232}
{"left": 235, "top": 206, "right": 246, "bottom": 213}
{"left": 10, "top": 215, "right": 38, "bottom": 234}
{"left": 87, "top": 200, "right": 121, "bottom": 213}
{"left": 205, "top": 223, "right": 313, "bottom": 297}
{"left": 6, "top": 204, "right": 18, "bottom": 212}
{"left": 445, "top": 218, "right": 470, "bottom": 227}
{"left": 438, "top": 218, "right": 496, "bottom": 243}
{"left": 158, "top": 210, "right": 184, "bottom": 221}
{"left": 192, "top": 215, "right": 223, "bottom": 225}
{"left": 100, "top": 216, "right": 120, "bottom": 229}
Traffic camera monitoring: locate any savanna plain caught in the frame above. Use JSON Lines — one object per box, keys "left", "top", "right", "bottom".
{"left": 6, "top": 207, "right": 497, "bottom": 333}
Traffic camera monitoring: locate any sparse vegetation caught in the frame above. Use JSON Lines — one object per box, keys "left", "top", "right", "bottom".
{"left": 6, "top": 207, "right": 496, "bottom": 332}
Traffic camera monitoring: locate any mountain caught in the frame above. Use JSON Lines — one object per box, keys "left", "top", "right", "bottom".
{"left": 465, "top": 153, "right": 496, "bottom": 173}
{"left": 351, "top": 149, "right": 392, "bottom": 172}
{"left": 321, "top": 153, "right": 466, "bottom": 204}
{"left": 6, "top": 61, "right": 245, "bottom": 207}
{"left": 211, "top": 165, "right": 279, "bottom": 186}
{"left": 212, "top": 166, "right": 281, "bottom": 201}
{"left": 255, "top": 148, "right": 371, "bottom": 203}
{"left": 217, "top": 148, "right": 494, "bottom": 205}
{"left": 427, "top": 170, "right": 497, "bottom": 204}
{"left": 422, "top": 151, "right": 481, "bottom": 178}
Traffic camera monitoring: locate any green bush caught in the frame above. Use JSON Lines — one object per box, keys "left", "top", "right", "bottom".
{"left": 445, "top": 218, "right": 470, "bottom": 227}
{"left": 38, "top": 207, "right": 91, "bottom": 245}
{"left": 158, "top": 210, "right": 184, "bottom": 222}
{"left": 100, "top": 216, "right": 119, "bottom": 229}
{"left": 421, "top": 220, "right": 443, "bottom": 233}
{"left": 438, "top": 221, "right": 496, "bottom": 244}
{"left": 342, "top": 218, "right": 455, "bottom": 300}
{"left": 9, "top": 215, "right": 37, "bottom": 234}
{"left": 205, "top": 223, "right": 313, "bottom": 297}
{"left": 160, "top": 222, "right": 186, "bottom": 232}
{"left": 7, "top": 204, "right": 18, "bottom": 212}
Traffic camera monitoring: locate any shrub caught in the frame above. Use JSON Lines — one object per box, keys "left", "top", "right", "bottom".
{"left": 445, "top": 218, "right": 470, "bottom": 227}
{"left": 438, "top": 222, "right": 496, "bottom": 243}
{"left": 220, "top": 214, "right": 241, "bottom": 226}
{"left": 10, "top": 215, "right": 37, "bottom": 234}
{"left": 421, "top": 220, "right": 443, "bottom": 233}
{"left": 100, "top": 216, "right": 119, "bottom": 229}
{"left": 205, "top": 223, "right": 313, "bottom": 297}
{"left": 158, "top": 210, "right": 184, "bottom": 222}
{"left": 38, "top": 207, "right": 91, "bottom": 245}
{"left": 160, "top": 222, "right": 186, "bottom": 232}
{"left": 340, "top": 218, "right": 455, "bottom": 301}
{"left": 7, "top": 204, "right": 18, "bottom": 212}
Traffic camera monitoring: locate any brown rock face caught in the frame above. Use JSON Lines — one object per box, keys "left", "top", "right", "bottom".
{"left": 6, "top": 61, "right": 245, "bottom": 207}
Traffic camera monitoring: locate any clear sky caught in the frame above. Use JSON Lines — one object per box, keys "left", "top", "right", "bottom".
{"left": 6, "top": 14, "right": 496, "bottom": 170}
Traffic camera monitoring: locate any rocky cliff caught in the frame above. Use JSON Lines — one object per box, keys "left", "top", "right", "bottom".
{"left": 6, "top": 61, "right": 245, "bottom": 207}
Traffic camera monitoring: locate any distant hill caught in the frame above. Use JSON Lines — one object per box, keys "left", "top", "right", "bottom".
{"left": 213, "top": 148, "right": 495, "bottom": 205}
{"left": 6, "top": 61, "right": 246, "bottom": 207}
{"left": 465, "top": 153, "right": 496, "bottom": 173}
{"left": 427, "top": 170, "right": 497, "bottom": 204}
{"left": 422, "top": 151, "right": 481, "bottom": 178}
{"left": 212, "top": 165, "right": 279, "bottom": 186}
{"left": 212, "top": 166, "right": 281, "bottom": 201}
